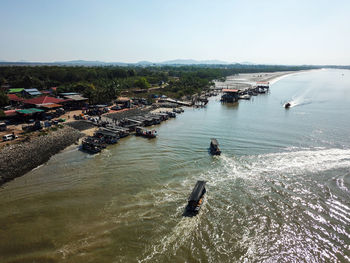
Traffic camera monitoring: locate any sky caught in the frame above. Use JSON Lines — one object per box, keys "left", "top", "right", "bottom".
{"left": 0, "top": 0, "right": 349, "bottom": 65}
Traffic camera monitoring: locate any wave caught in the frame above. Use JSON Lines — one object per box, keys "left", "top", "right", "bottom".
{"left": 139, "top": 147, "right": 350, "bottom": 262}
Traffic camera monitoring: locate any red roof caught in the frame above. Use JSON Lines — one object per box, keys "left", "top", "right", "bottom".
{"left": 257, "top": 81, "right": 269, "bottom": 84}
{"left": 8, "top": 94, "right": 24, "bottom": 102}
{"left": 23, "top": 96, "right": 65, "bottom": 105}
{"left": 4, "top": 110, "right": 17, "bottom": 117}
{"left": 222, "top": 89, "right": 239, "bottom": 93}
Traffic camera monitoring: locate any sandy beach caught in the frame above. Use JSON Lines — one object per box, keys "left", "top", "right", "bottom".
{"left": 214, "top": 70, "right": 307, "bottom": 89}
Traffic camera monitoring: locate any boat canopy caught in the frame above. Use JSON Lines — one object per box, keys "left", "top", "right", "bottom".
{"left": 211, "top": 138, "right": 219, "bottom": 146}
{"left": 188, "top": 181, "right": 206, "bottom": 202}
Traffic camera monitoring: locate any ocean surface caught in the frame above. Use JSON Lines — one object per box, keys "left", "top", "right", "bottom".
{"left": 1, "top": 69, "right": 350, "bottom": 262}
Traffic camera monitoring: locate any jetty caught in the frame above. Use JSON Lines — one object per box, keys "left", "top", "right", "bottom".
{"left": 221, "top": 81, "right": 269, "bottom": 102}
{"left": 79, "top": 108, "right": 184, "bottom": 153}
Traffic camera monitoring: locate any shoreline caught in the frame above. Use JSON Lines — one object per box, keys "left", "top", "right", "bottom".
{"left": 215, "top": 69, "right": 315, "bottom": 89}
{"left": 0, "top": 126, "right": 83, "bottom": 186}
{"left": 0, "top": 70, "right": 309, "bottom": 187}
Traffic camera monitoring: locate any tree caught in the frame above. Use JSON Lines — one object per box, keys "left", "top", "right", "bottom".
{"left": 0, "top": 109, "right": 5, "bottom": 118}
{"left": 134, "top": 77, "right": 150, "bottom": 90}
{"left": 0, "top": 91, "right": 9, "bottom": 107}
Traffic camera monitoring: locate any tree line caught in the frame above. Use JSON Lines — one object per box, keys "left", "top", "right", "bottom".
{"left": 0, "top": 64, "right": 322, "bottom": 105}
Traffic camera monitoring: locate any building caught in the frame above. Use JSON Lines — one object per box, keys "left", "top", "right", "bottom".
{"left": 256, "top": 81, "right": 270, "bottom": 89}
{"left": 115, "top": 97, "right": 132, "bottom": 108}
{"left": 7, "top": 94, "right": 24, "bottom": 106}
{"left": 22, "top": 88, "right": 42, "bottom": 97}
{"left": 61, "top": 94, "right": 88, "bottom": 109}
{"left": 221, "top": 89, "right": 239, "bottom": 102}
{"left": 22, "top": 96, "right": 66, "bottom": 109}
{"left": 8, "top": 88, "right": 24, "bottom": 94}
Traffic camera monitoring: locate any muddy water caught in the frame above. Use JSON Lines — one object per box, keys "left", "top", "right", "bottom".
{"left": 1, "top": 69, "right": 350, "bottom": 262}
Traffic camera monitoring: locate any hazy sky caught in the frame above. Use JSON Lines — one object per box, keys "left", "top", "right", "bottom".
{"left": 0, "top": 0, "right": 349, "bottom": 64}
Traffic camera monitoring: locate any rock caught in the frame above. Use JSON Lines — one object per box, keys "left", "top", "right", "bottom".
{"left": 0, "top": 126, "right": 83, "bottom": 186}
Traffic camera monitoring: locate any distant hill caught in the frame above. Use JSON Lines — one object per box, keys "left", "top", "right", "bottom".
{"left": 135, "top": 61, "right": 155, "bottom": 66}
{"left": 160, "top": 59, "right": 229, "bottom": 65}
{"left": 0, "top": 59, "right": 231, "bottom": 66}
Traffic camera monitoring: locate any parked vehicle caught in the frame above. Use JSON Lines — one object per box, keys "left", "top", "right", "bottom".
{"left": 111, "top": 105, "right": 121, "bottom": 111}
{"left": 2, "top": 134, "right": 18, "bottom": 141}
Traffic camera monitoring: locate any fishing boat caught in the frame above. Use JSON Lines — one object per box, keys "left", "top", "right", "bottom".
{"left": 135, "top": 127, "right": 157, "bottom": 138}
{"left": 210, "top": 138, "right": 221, "bottom": 155}
{"left": 95, "top": 129, "right": 119, "bottom": 144}
{"left": 81, "top": 139, "right": 102, "bottom": 154}
{"left": 184, "top": 181, "right": 207, "bottom": 216}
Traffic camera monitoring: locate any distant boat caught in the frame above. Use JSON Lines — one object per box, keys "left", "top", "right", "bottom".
{"left": 184, "top": 181, "right": 206, "bottom": 216}
{"left": 210, "top": 138, "right": 221, "bottom": 155}
{"left": 238, "top": 94, "right": 251, "bottom": 100}
{"left": 284, "top": 102, "right": 291, "bottom": 108}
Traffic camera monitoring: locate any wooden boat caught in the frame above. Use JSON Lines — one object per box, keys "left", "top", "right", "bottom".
{"left": 135, "top": 127, "right": 157, "bottom": 138}
{"left": 238, "top": 94, "right": 251, "bottom": 100}
{"left": 184, "top": 181, "right": 207, "bottom": 216}
{"left": 166, "top": 111, "right": 176, "bottom": 118}
{"left": 210, "top": 138, "right": 221, "bottom": 155}
{"left": 95, "top": 129, "right": 119, "bottom": 144}
{"left": 81, "top": 139, "right": 102, "bottom": 154}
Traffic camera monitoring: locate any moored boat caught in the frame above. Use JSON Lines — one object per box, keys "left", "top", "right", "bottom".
{"left": 135, "top": 127, "right": 157, "bottom": 138}
{"left": 81, "top": 139, "right": 102, "bottom": 154}
{"left": 238, "top": 94, "right": 251, "bottom": 100}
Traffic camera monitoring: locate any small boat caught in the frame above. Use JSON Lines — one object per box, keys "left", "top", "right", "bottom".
{"left": 284, "top": 102, "right": 291, "bottom": 108}
{"left": 184, "top": 181, "right": 207, "bottom": 216}
{"left": 166, "top": 111, "right": 176, "bottom": 118}
{"left": 238, "top": 94, "right": 251, "bottom": 100}
{"left": 210, "top": 138, "right": 221, "bottom": 155}
{"left": 135, "top": 127, "right": 157, "bottom": 138}
{"left": 81, "top": 139, "right": 102, "bottom": 154}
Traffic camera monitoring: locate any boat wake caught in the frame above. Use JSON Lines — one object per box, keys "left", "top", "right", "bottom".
{"left": 283, "top": 97, "right": 312, "bottom": 108}
{"left": 138, "top": 214, "right": 203, "bottom": 262}
{"left": 139, "top": 147, "right": 350, "bottom": 262}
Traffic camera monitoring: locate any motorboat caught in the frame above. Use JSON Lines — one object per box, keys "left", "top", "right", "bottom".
{"left": 210, "top": 138, "right": 221, "bottom": 155}
{"left": 184, "top": 181, "right": 206, "bottom": 216}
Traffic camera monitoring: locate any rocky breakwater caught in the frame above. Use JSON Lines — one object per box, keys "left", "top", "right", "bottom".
{"left": 0, "top": 126, "right": 83, "bottom": 186}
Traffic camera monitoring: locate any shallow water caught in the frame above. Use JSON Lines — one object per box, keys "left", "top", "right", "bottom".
{"left": 1, "top": 69, "right": 350, "bottom": 262}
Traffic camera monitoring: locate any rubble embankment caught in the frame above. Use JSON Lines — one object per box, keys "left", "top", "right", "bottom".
{"left": 66, "top": 120, "right": 96, "bottom": 131}
{"left": 0, "top": 126, "right": 83, "bottom": 186}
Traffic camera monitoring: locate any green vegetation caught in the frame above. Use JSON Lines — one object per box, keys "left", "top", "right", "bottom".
{"left": 0, "top": 64, "right": 321, "bottom": 102}
{"left": 0, "top": 91, "right": 9, "bottom": 107}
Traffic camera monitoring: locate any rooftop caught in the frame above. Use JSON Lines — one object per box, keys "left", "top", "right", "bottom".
{"left": 63, "top": 94, "right": 88, "bottom": 101}
{"left": 23, "top": 96, "right": 66, "bottom": 105}
{"left": 8, "top": 88, "right": 24, "bottom": 93}
{"left": 16, "top": 108, "right": 45, "bottom": 114}
{"left": 8, "top": 94, "right": 24, "bottom": 102}
{"left": 222, "top": 89, "right": 239, "bottom": 93}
